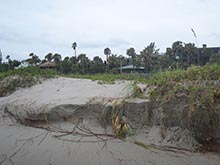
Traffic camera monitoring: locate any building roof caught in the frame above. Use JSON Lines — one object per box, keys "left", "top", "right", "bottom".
{"left": 15, "top": 61, "right": 31, "bottom": 69}
{"left": 198, "top": 44, "right": 220, "bottom": 54}
{"left": 39, "top": 61, "right": 56, "bottom": 68}
{"left": 119, "top": 64, "right": 145, "bottom": 70}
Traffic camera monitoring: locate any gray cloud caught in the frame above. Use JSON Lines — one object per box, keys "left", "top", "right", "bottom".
{"left": 79, "top": 40, "right": 130, "bottom": 49}
{"left": 209, "top": 33, "right": 220, "bottom": 40}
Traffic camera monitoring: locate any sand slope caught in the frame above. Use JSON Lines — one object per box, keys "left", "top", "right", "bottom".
{"left": 0, "top": 77, "right": 132, "bottom": 120}
{"left": 0, "top": 77, "right": 132, "bottom": 107}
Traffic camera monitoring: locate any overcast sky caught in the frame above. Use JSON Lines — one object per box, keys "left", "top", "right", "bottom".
{"left": 0, "top": 0, "right": 220, "bottom": 61}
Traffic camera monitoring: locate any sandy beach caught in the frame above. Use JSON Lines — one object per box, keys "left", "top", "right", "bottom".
{"left": 0, "top": 77, "right": 220, "bottom": 165}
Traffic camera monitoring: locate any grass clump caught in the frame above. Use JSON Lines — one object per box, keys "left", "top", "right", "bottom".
{"left": 147, "top": 64, "right": 220, "bottom": 109}
{"left": 0, "top": 67, "right": 57, "bottom": 96}
{"left": 147, "top": 64, "right": 220, "bottom": 113}
{"left": 0, "top": 67, "right": 56, "bottom": 80}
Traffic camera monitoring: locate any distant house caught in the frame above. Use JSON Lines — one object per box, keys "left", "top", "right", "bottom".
{"left": 198, "top": 44, "right": 220, "bottom": 65}
{"left": 119, "top": 64, "right": 145, "bottom": 73}
{"left": 15, "top": 61, "right": 31, "bottom": 69}
{"left": 39, "top": 61, "right": 56, "bottom": 69}
{"left": 167, "top": 44, "right": 220, "bottom": 67}
{"left": 199, "top": 44, "right": 220, "bottom": 54}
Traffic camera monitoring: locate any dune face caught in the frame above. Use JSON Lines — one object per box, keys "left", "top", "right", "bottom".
{"left": 0, "top": 77, "right": 220, "bottom": 165}
{"left": 0, "top": 77, "right": 131, "bottom": 109}
{"left": 0, "top": 77, "right": 132, "bottom": 120}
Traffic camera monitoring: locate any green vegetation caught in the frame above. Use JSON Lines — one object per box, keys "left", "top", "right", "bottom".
{"left": 0, "top": 67, "right": 56, "bottom": 96}
{"left": 0, "top": 67, "right": 56, "bottom": 80}
{"left": 147, "top": 64, "right": 220, "bottom": 87}
{"left": 147, "top": 64, "right": 220, "bottom": 144}
{"left": 148, "top": 65, "right": 220, "bottom": 106}
{"left": 0, "top": 41, "right": 215, "bottom": 75}
{"left": 65, "top": 73, "right": 148, "bottom": 84}
{"left": 1, "top": 40, "right": 220, "bottom": 76}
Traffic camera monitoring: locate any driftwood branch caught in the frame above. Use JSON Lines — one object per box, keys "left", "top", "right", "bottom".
{"left": 9, "top": 141, "right": 27, "bottom": 165}
{"left": 0, "top": 154, "right": 7, "bottom": 164}
{"left": 51, "top": 120, "right": 117, "bottom": 143}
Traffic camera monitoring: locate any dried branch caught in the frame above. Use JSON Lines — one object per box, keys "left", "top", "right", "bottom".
{"left": 9, "top": 141, "right": 27, "bottom": 165}
{"left": 134, "top": 141, "right": 193, "bottom": 154}
{"left": 0, "top": 154, "right": 7, "bottom": 164}
{"left": 38, "top": 131, "right": 49, "bottom": 146}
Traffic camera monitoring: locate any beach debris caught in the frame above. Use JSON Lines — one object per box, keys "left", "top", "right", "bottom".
{"left": 112, "top": 115, "right": 131, "bottom": 138}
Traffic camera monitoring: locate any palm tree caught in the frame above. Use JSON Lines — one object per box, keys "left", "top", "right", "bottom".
{"left": 72, "top": 42, "right": 77, "bottom": 72}
{"left": 6, "top": 55, "right": 10, "bottom": 62}
{"left": 91, "top": 56, "right": 105, "bottom": 73}
{"left": 53, "top": 53, "right": 62, "bottom": 64}
{"left": 77, "top": 54, "right": 90, "bottom": 74}
{"left": 104, "top": 47, "right": 111, "bottom": 72}
{"left": 45, "top": 53, "right": 53, "bottom": 62}
{"left": 32, "top": 55, "right": 40, "bottom": 66}
{"left": 126, "top": 47, "right": 136, "bottom": 71}
{"left": 72, "top": 42, "right": 77, "bottom": 58}
{"left": 29, "top": 53, "right": 40, "bottom": 66}
{"left": 140, "top": 42, "right": 159, "bottom": 73}
{"left": 6, "top": 55, "right": 10, "bottom": 69}
{"left": 52, "top": 53, "right": 62, "bottom": 72}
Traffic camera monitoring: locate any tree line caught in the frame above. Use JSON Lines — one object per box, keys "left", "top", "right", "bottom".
{"left": 0, "top": 41, "right": 219, "bottom": 74}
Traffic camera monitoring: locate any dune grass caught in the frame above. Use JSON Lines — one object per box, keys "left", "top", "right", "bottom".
{"left": 0, "top": 67, "right": 57, "bottom": 80}
{"left": 147, "top": 64, "right": 220, "bottom": 128}
{"left": 0, "top": 67, "right": 57, "bottom": 96}
{"left": 65, "top": 73, "right": 148, "bottom": 84}
{"left": 147, "top": 64, "right": 220, "bottom": 87}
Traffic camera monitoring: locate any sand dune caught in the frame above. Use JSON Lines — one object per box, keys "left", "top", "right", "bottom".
{"left": 0, "top": 77, "right": 220, "bottom": 165}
